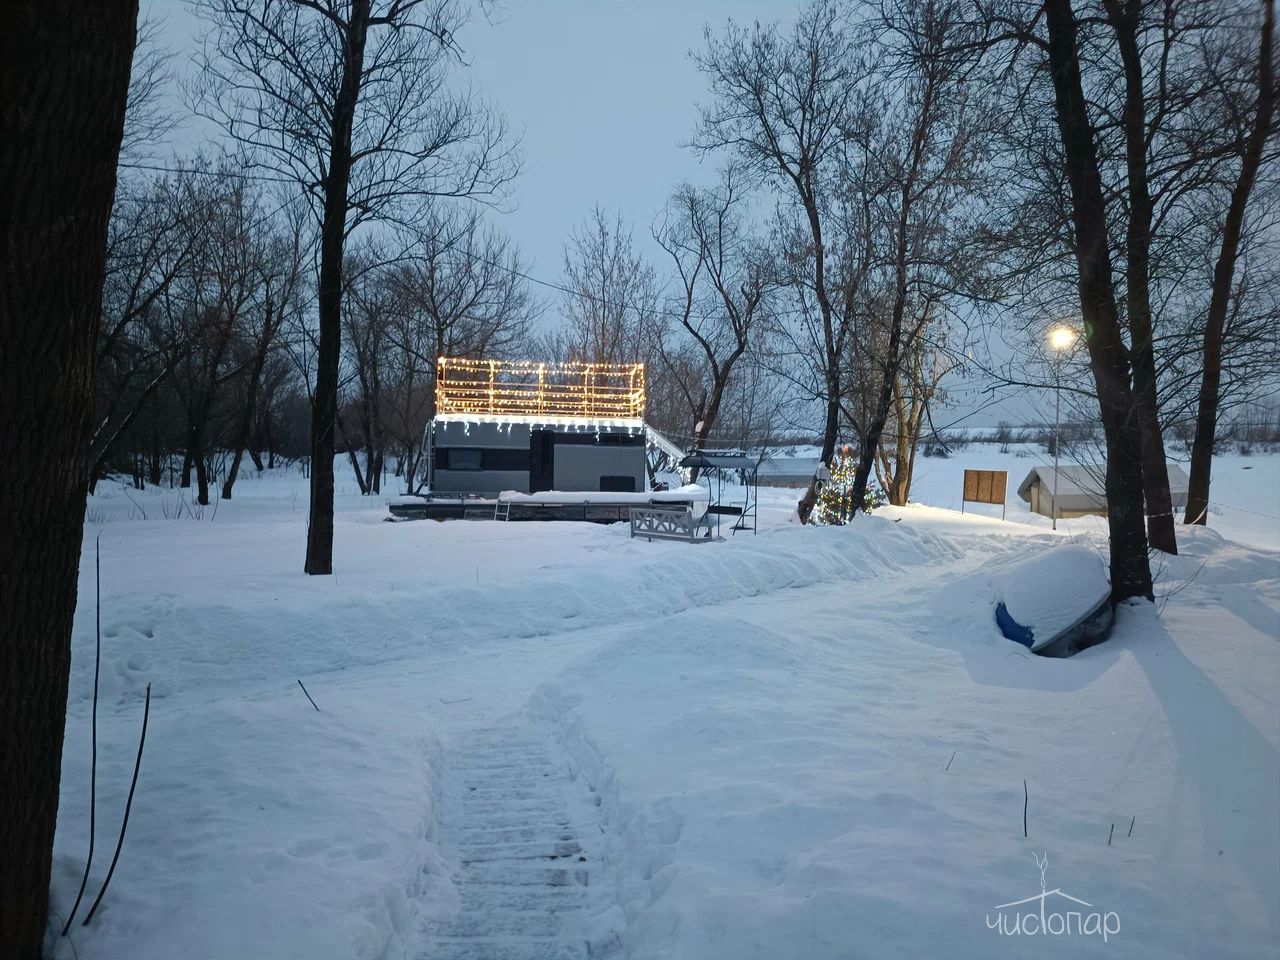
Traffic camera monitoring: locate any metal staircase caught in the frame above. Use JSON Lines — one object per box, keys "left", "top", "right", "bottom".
{"left": 644, "top": 425, "right": 687, "bottom": 480}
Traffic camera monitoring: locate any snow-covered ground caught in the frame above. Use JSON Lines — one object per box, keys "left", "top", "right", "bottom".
{"left": 48, "top": 453, "right": 1279, "bottom": 959}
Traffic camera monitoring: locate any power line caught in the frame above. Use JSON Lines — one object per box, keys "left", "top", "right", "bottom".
{"left": 118, "top": 161, "right": 302, "bottom": 186}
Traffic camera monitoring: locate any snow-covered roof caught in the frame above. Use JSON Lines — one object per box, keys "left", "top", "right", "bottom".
{"left": 681, "top": 452, "right": 755, "bottom": 470}
{"left": 757, "top": 456, "right": 821, "bottom": 478}
{"left": 1017, "top": 463, "right": 1189, "bottom": 503}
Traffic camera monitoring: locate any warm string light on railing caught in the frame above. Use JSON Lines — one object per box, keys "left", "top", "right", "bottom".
{"left": 436, "top": 357, "right": 646, "bottom": 421}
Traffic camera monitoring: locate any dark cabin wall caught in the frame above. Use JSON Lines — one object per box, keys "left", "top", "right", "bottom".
{"left": 430, "top": 420, "right": 647, "bottom": 495}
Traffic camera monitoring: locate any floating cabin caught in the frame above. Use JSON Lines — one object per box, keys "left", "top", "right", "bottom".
{"left": 389, "top": 358, "right": 694, "bottom": 522}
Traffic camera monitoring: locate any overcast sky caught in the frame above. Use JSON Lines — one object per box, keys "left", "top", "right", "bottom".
{"left": 152, "top": 0, "right": 1043, "bottom": 429}
{"left": 157, "top": 0, "right": 794, "bottom": 276}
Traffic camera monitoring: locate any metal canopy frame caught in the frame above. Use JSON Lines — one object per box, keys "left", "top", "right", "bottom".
{"left": 678, "top": 451, "right": 758, "bottom": 536}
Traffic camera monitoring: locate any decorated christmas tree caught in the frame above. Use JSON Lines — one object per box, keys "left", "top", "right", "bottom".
{"left": 811, "top": 444, "right": 886, "bottom": 524}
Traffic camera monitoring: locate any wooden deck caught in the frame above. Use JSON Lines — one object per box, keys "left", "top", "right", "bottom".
{"left": 389, "top": 495, "right": 698, "bottom": 524}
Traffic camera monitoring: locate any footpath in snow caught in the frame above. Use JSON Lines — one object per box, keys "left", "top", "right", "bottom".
{"left": 48, "top": 463, "right": 1280, "bottom": 960}
{"left": 423, "top": 722, "right": 616, "bottom": 960}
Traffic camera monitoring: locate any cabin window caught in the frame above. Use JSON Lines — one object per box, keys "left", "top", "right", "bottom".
{"left": 482, "top": 448, "right": 531, "bottom": 471}
{"left": 442, "top": 448, "right": 482, "bottom": 471}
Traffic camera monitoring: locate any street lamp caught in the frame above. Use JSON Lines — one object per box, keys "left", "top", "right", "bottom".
{"left": 1049, "top": 325, "right": 1077, "bottom": 530}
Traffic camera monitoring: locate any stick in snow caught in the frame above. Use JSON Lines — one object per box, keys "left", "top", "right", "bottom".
{"left": 1108, "top": 822, "right": 1115, "bottom": 846}
{"left": 1023, "top": 780, "right": 1028, "bottom": 838}
{"left": 83, "top": 682, "right": 151, "bottom": 926}
{"left": 1128, "top": 815, "right": 1135, "bottom": 837}
{"left": 297, "top": 679, "right": 320, "bottom": 711}
{"left": 63, "top": 535, "right": 103, "bottom": 935}
{"left": 945, "top": 750, "right": 956, "bottom": 772}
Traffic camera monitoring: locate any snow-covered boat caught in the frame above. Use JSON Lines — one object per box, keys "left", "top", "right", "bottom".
{"left": 994, "top": 544, "right": 1114, "bottom": 656}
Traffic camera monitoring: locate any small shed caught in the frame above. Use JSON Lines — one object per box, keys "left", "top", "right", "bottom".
{"left": 756, "top": 456, "right": 821, "bottom": 488}
{"left": 1017, "top": 463, "right": 1189, "bottom": 519}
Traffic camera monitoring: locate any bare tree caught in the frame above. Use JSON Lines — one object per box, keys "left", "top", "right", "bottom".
{"left": 338, "top": 249, "right": 393, "bottom": 495}
{"left": 1185, "top": 0, "right": 1275, "bottom": 523}
{"left": 965, "top": 0, "right": 1278, "bottom": 594}
{"left": 0, "top": 3, "right": 137, "bottom": 955}
{"left": 559, "top": 206, "right": 660, "bottom": 365}
{"left": 119, "top": 13, "right": 181, "bottom": 163}
{"left": 844, "top": 0, "right": 998, "bottom": 517}
{"left": 694, "top": 0, "right": 867, "bottom": 519}
{"left": 165, "top": 175, "right": 266, "bottom": 506}
{"left": 1040, "top": 0, "right": 1154, "bottom": 600}
{"left": 193, "top": 0, "right": 519, "bottom": 574}
{"left": 90, "top": 172, "right": 204, "bottom": 489}
{"left": 1090, "top": 0, "right": 1198, "bottom": 554}
{"left": 384, "top": 206, "right": 536, "bottom": 489}
{"left": 876, "top": 323, "right": 957, "bottom": 505}
{"left": 654, "top": 170, "right": 775, "bottom": 472}
{"left": 223, "top": 205, "right": 308, "bottom": 498}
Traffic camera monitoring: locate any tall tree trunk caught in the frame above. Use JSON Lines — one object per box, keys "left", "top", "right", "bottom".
{"left": 885, "top": 379, "right": 914, "bottom": 507}
{"left": 186, "top": 389, "right": 219, "bottom": 507}
{"left": 357, "top": 374, "right": 381, "bottom": 496}
{"left": 88, "top": 359, "right": 175, "bottom": 490}
{"left": 337, "top": 412, "right": 371, "bottom": 495}
{"left": 1105, "top": 0, "right": 1178, "bottom": 554}
{"left": 798, "top": 391, "right": 841, "bottom": 522}
{"left": 305, "top": 2, "right": 370, "bottom": 574}
{"left": 851, "top": 70, "right": 936, "bottom": 518}
{"left": 187, "top": 416, "right": 207, "bottom": 505}
{"left": 796, "top": 184, "right": 840, "bottom": 524}
{"left": 149, "top": 433, "right": 162, "bottom": 487}
{"left": 1186, "top": 0, "right": 1275, "bottom": 524}
{"left": 689, "top": 345, "right": 745, "bottom": 484}
{"left": 851, "top": 322, "right": 907, "bottom": 514}
{"left": 194, "top": 442, "right": 211, "bottom": 506}
{"left": 0, "top": 3, "right": 135, "bottom": 956}
{"left": 687, "top": 392, "right": 709, "bottom": 483}
{"left": 851, "top": 187, "right": 919, "bottom": 516}
{"left": 1045, "top": 0, "right": 1153, "bottom": 602}
{"left": 223, "top": 320, "right": 273, "bottom": 500}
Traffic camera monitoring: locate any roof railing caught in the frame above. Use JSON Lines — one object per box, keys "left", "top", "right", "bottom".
{"left": 436, "top": 357, "right": 645, "bottom": 420}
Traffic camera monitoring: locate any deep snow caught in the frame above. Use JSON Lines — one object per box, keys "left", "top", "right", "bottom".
{"left": 46, "top": 451, "right": 1280, "bottom": 959}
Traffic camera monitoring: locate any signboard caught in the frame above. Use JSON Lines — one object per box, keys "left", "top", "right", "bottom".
{"left": 962, "top": 469, "right": 1008, "bottom": 520}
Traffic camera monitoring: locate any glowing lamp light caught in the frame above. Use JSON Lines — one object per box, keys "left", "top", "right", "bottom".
{"left": 1050, "top": 326, "right": 1077, "bottom": 351}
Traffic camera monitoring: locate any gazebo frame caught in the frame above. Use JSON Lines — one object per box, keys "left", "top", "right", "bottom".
{"left": 678, "top": 451, "right": 759, "bottom": 537}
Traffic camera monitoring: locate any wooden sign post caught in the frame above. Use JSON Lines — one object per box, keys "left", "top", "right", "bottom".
{"left": 962, "top": 469, "right": 1008, "bottom": 520}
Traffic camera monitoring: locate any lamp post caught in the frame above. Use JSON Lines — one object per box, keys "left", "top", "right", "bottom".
{"left": 1049, "top": 326, "right": 1076, "bottom": 530}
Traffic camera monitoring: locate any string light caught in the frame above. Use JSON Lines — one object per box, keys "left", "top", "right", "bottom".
{"left": 811, "top": 445, "right": 886, "bottom": 524}
{"left": 436, "top": 357, "right": 646, "bottom": 422}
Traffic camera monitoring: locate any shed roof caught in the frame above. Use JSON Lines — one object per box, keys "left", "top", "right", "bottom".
{"left": 1017, "top": 463, "right": 1189, "bottom": 502}
{"left": 756, "top": 456, "right": 821, "bottom": 477}
{"left": 680, "top": 452, "right": 756, "bottom": 470}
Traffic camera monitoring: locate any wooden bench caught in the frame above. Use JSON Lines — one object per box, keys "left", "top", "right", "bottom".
{"left": 628, "top": 504, "right": 710, "bottom": 543}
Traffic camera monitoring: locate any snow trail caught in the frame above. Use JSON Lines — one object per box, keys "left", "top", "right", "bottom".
{"left": 422, "top": 724, "right": 618, "bottom": 960}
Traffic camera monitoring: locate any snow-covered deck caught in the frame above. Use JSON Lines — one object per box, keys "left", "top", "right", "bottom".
{"left": 389, "top": 484, "right": 710, "bottom": 522}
